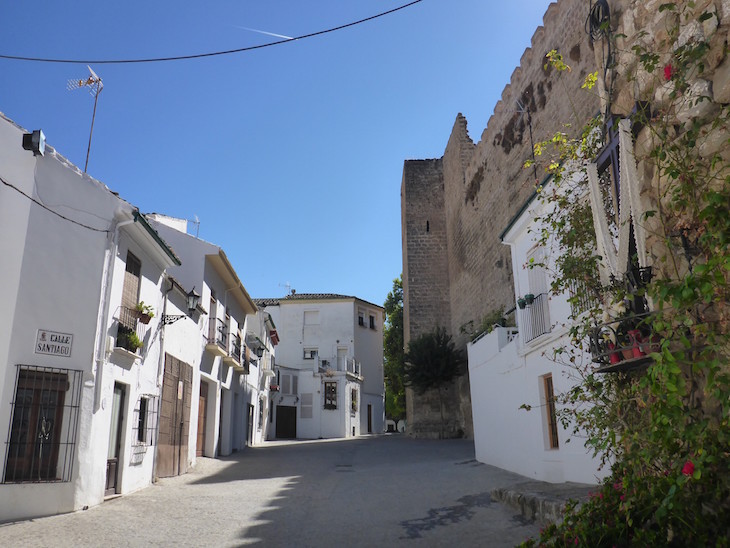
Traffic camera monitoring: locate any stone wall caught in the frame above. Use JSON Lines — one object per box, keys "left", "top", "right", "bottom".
{"left": 401, "top": 0, "right": 600, "bottom": 438}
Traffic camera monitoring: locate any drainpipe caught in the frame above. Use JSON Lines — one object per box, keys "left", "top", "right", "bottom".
{"left": 92, "top": 211, "right": 135, "bottom": 412}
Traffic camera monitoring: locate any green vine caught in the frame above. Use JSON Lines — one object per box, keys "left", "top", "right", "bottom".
{"left": 521, "top": 2, "right": 730, "bottom": 544}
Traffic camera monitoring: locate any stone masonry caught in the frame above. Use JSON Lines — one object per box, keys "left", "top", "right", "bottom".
{"left": 401, "top": 0, "right": 600, "bottom": 438}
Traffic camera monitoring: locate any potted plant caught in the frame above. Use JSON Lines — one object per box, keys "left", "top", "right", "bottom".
{"left": 517, "top": 297, "right": 527, "bottom": 310}
{"left": 127, "top": 332, "right": 143, "bottom": 353}
{"left": 524, "top": 293, "right": 535, "bottom": 305}
{"left": 135, "top": 302, "right": 155, "bottom": 325}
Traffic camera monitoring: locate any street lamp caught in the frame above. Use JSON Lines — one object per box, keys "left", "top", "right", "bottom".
{"left": 162, "top": 287, "right": 201, "bottom": 325}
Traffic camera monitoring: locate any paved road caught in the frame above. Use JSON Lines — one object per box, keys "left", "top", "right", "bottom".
{"left": 0, "top": 435, "right": 541, "bottom": 547}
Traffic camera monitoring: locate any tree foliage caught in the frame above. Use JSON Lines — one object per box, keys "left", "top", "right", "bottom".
{"left": 403, "top": 327, "right": 465, "bottom": 394}
{"left": 383, "top": 276, "right": 406, "bottom": 421}
{"left": 522, "top": 3, "right": 730, "bottom": 545}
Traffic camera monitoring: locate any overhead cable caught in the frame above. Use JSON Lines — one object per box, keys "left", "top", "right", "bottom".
{"left": 0, "top": 0, "right": 424, "bottom": 65}
{"left": 1, "top": 175, "right": 110, "bottom": 233}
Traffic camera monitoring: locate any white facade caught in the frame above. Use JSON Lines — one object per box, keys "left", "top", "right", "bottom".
{"left": 0, "top": 113, "right": 180, "bottom": 521}
{"left": 148, "top": 215, "right": 268, "bottom": 464}
{"left": 261, "top": 295, "right": 385, "bottom": 440}
{"left": 467, "top": 187, "right": 606, "bottom": 485}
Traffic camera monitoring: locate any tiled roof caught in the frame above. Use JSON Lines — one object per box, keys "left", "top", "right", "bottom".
{"left": 253, "top": 293, "right": 383, "bottom": 309}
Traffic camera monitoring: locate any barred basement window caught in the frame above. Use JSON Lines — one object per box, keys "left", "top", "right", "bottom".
{"left": 3, "top": 365, "right": 83, "bottom": 483}
{"left": 324, "top": 382, "right": 337, "bottom": 410}
{"left": 133, "top": 395, "right": 158, "bottom": 446}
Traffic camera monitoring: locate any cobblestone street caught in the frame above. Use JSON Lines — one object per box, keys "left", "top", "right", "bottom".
{"left": 0, "top": 436, "right": 541, "bottom": 547}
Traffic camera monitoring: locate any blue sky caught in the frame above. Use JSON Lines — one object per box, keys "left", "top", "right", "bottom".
{"left": 1, "top": 0, "right": 553, "bottom": 306}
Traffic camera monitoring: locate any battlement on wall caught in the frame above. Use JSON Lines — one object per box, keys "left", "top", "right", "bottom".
{"left": 401, "top": 0, "right": 597, "bottom": 438}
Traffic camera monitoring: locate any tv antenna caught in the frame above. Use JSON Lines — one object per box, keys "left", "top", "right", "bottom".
{"left": 190, "top": 215, "right": 200, "bottom": 238}
{"left": 67, "top": 66, "right": 104, "bottom": 173}
{"left": 279, "top": 282, "right": 293, "bottom": 295}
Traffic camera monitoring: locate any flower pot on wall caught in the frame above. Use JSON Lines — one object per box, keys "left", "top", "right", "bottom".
{"left": 517, "top": 298, "right": 527, "bottom": 310}
{"left": 524, "top": 294, "right": 535, "bottom": 305}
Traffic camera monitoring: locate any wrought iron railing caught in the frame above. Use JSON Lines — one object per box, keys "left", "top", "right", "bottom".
{"left": 588, "top": 312, "right": 656, "bottom": 372}
{"left": 521, "top": 293, "right": 551, "bottom": 343}
{"left": 231, "top": 334, "right": 242, "bottom": 362}
{"left": 115, "top": 306, "right": 145, "bottom": 353}
{"left": 208, "top": 318, "right": 227, "bottom": 350}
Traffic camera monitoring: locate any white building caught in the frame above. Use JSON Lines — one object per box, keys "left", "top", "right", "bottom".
{"left": 258, "top": 294, "right": 385, "bottom": 440}
{"left": 467, "top": 183, "right": 606, "bottom": 485}
{"left": 0, "top": 113, "right": 181, "bottom": 521}
{"left": 148, "top": 215, "right": 266, "bottom": 462}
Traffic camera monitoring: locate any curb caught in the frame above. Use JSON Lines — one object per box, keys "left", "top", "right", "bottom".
{"left": 491, "top": 481, "right": 595, "bottom": 524}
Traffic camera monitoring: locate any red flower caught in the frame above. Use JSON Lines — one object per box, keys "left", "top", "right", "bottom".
{"left": 664, "top": 64, "right": 673, "bottom": 81}
{"left": 682, "top": 460, "right": 695, "bottom": 476}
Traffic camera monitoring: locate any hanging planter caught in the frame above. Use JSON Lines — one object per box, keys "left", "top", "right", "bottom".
{"left": 517, "top": 297, "right": 527, "bottom": 310}
{"left": 524, "top": 293, "right": 535, "bottom": 305}
{"left": 135, "top": 302, "right": 155, "bottom": 325}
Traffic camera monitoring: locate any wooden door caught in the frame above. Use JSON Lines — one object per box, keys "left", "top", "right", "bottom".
{"left": 196, "top": 382, "right": 208, "bottom": 457}
{"left": 106, "top": 383, "right": 125, "bottom": 495}
{"left": 157, "top": 355, "right": 193, "bottom": 477}
{"left": 275, "top": 406, "right": 296, "bottom": 439}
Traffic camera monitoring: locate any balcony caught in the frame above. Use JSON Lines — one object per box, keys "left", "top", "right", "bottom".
{"left": 223, "top": 334, "right": 246, "bottom": 372}
{"left": 205, "top": 318, "right": 228, "bottom": 357}
{"left": 114, "top": 306, "right": 146, "bottom": 356}
{"left": 588, "top": 313, "right": 656, "bottom": 373}
{"left": 520, "top": 292, "right": 551, "bottom": 343}
{"left": 317, "top": 356, "right": 364, "bottom": 380}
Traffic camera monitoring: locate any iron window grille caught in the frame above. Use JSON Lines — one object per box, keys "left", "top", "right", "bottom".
{"left": 3, "top": 365, "right": 83, "bottom": 483}
{"left": 324, "top": 382, "right": 337, "bottom": 410}
{"left": 132, "top": 395, "right": 158, "bottom": 447}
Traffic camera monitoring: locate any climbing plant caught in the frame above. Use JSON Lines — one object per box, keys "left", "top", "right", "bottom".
{"left": 520, "top": 2, "right": 730, "bottom": 544}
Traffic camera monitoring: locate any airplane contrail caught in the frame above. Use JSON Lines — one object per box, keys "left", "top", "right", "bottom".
{"left": 232, "top": 26, "right": 294, "bottom": 40}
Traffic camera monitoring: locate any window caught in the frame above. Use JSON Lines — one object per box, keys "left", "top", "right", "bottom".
{"left": 358, "top": 309, "right": 365, "bottom": 327}
{"left": 543, "top": 374, "right": 559, "bottom": 449}
{"left": 522, "top": 246, "right": 551, "bottom": 343}
{"left": 369, "top": 314, "right": 376, "bottom": 330}
{"left": 281, "top": 373, "right": 298, "bottom": 395}
{"left": 4, "top": 366, "right": 83, "bottom": 483}
{"left": 351, "top": 388, "right": 358, "bottom": 413}
{"left": 324, "top": 382, "right": 337, "bottom": 410}
{"left": 133, "top": 396, "right": 157, "bottom": 446}
{"left": 303, "top": 310, "right": 319, "bottom": 325}
{"left": 300, "top": 393, "right": 313, "bottom": 419}
{"left": 117, "top": 251, "right": 142, "bottom": 350}
{"left": 303, "top": 348, "right": 317, "bottom": 360}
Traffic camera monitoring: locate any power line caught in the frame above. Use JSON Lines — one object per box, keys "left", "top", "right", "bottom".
{"left": 0, "top": 0, "right": 424, "bottom": 65}
{"left": 1, "top": 175, "right": 110, "bottom": 233}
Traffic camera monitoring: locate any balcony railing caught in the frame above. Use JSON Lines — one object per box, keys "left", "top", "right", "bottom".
{"left": 318, "top": 356, "right": 363, "bottom": 378}
{"left": 115, "top": 306, "right": 146, "bottom": 353}
{"left": 520, "top": 293, "right": 551, "bottom": 343}
{"left": 588, "top": 312, "right": 656, "bottom": 373}
{"left": 208, "top": 318, "right": 227, "bottom": 350}
{"left": 231, "top": 335, "right": 242, "bottom": 362}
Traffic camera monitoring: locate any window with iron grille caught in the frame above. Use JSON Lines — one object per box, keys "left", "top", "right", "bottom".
{"left": 3, "top": 365, "right": 83, "bottom": 483}
{"left": 132, "top": 395, "right": 158, "bottom": 446}
{"left": 543, "top": 374, "right": 559, "bottom": 450}
{"left": 369, "top": 314, "right": 376, "bottom": 330}
{"left": 351, "top": 388, "right": 358, "bottom": 412}
{"left": 324, "top": 382, "right": 337, "bottom": 410}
